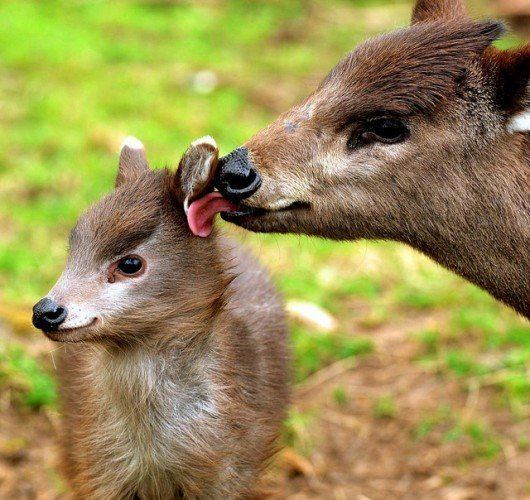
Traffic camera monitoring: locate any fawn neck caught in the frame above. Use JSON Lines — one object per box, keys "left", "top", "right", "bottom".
{"left": 94, "top": 332, "right": 217, "bottom": 414}
{"left": 90, "top": 248, "right": 227, "bottom": 418}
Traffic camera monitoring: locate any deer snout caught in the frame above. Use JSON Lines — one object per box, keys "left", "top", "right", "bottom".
{"left": 32, "top": 297, "right": 68, "bottom": 332}
{"left": 216, "top": 147, "right": 261, "bottom": 202}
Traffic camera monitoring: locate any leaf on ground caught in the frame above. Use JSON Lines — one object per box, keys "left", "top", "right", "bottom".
{"left": 286, "top": 300, "right": 338, "bottom": 332}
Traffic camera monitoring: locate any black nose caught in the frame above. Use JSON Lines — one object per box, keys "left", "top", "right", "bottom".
{"left": 215, "top": 147, "right": 261, "bottom": 202}
{"left": 32, "top": 297, "right": 68, "bottom": 332}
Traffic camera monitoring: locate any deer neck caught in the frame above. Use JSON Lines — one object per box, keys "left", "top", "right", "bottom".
{"left": 94, "top": 333, "right": 217, "bottom": 408}
{"left": 395, "top": 133, "right": 529, "bottom": 316}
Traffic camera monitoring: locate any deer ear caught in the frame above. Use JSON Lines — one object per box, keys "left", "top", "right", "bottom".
{"left": 174, "top": 136, "right": 219, "bottom": 211}
{"left": 490, "top": 47, "right": 530, "bottom": 133}
{"left": 116, "top": 136, "right": 150, "bottom": 188}
{"left": 411, "top": 0, "right": 467, "bottom": 24}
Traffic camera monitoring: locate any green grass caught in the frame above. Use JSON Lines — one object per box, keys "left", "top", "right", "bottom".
{"left": 0, "top": 344, "right": 56, "bottom": 409}
{"left": 414, "top": 303, "right": 530, "bottom": 413}
{"left": 442, "top": 422, "right": 502, "bottom": 460}
{"left": 332, "top": 385, "right": 349, "bottom": 407}
{"left": 292, "top": 325, "right": 373, "bottom": 383}
{"left": 282, "top": 409, "right": 316, "bottom": 456}
{"left": 413, "top": 406, "right": 502, "bottom": 461}
{"left": 373, "top": 395, "right": 397, "bottom": 419}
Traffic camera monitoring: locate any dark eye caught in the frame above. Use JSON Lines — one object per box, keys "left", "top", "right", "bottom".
{"left": 348, "top": 118, "right": 409, "bottom": 149}
{"left": 363, "top": 118, "right": 408, "bottom": 144}
{"left": 117, "top": 256, "right": 144, "bottom": 275}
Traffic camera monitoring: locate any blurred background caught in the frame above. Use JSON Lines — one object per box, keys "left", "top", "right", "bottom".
{"left": 0, "top": 0, "right": 528, "bottom": 498}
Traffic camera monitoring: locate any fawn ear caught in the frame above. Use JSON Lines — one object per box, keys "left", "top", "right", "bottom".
{"left": 175, "top": 136, "right": 219, "bottom": 211}
{"left": 490, "top": 47, "right": 530, "bottom": 133}
{"left": 411, "top": 0, "right": 467, "bottom": 24}
{"left": 116, "top": 136, "right": 150, "bottom": 187}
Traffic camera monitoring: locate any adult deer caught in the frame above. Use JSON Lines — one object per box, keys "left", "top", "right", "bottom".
{"left": 196, "top": 0, "right": 530, "bottom": 317}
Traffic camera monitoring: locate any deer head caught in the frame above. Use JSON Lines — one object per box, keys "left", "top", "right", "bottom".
{"left": 32, "top": 137, "right": 232, "bottom": 342}
{"left": 211, "top": 0, "right": 528, "bottom": 243}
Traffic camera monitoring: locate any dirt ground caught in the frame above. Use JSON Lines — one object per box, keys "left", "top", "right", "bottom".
{"left": 2, "top": 312, "right": 529, "bottom": 500}
{"left": 265, "top": 312, "right": 530, "bottom": 499}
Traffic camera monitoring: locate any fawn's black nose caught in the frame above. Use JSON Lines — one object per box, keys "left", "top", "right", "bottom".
{"left": 215, "top": 147, "right": 261, "bottom": 202}
{"left": 32, "top": 297, "right": 68, "bottom": 332}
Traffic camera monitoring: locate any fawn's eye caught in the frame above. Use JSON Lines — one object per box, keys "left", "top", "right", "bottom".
{"left": 108, "top": 255, "right": 146, "bottom": 282}
{"left": 117, "top": 256, "right": 143, "bottom": 275}
{"left": 348, "top": 118, "right": 409, "bottom": 149}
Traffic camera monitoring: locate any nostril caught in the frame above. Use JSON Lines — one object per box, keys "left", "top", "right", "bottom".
{"left": 32, "top": 297, "right": 68, "bottom": 331}
{"left": 223, "top": 169, "right": 257, "bottom": 191}
{"left": 216, "top": 147, "right": 262, "bottom": 201}
{"left": 44, "top": 306, "right": 66, "bottom": 322}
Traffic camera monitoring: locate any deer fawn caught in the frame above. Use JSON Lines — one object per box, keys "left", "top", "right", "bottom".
{"left": 190, "top": 0, "right": 529, "bottom": 317}
{"left": 32, "top": 137, "right": 290, "bottom": 499}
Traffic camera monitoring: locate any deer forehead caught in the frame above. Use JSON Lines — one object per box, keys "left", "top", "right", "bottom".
{"left": 282, "top": 103, "right": 317, "bottom": 132}
{"left": 311, "top": 22, "right": 503, "bottom": 123}
{"left": 70, "top": 173, "right": 166, "bottom": 265}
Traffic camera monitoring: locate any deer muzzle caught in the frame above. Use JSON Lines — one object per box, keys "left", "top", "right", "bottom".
{"left": 215, "top": 147, "right": 262, "bottom": 202}
{"left": 32, "top": 297, "right": 68, "bottom": 332}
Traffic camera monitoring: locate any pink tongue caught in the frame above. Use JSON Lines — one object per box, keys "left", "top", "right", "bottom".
{"left": 187, "top": 192, "right": 238, "bottom": 237}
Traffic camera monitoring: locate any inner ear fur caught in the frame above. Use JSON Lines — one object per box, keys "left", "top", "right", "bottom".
{"left": 174, "top": 136, "right": 219, "bottom": 206}
{"left": 116, "top": 137, "right": 150, "bottom": 188}
{"left": 411, "top": 0, "right": 468, "bottom": 24}
{"left": 483, "top": 45, "right": 530, "bottom": 116}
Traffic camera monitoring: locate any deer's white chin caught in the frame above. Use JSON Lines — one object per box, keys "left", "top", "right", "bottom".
{"left": 59, "top": 316, "right": 98, "bottom": 331}
{"left": 45, "top": 318, "right": 99, "bottom": 343}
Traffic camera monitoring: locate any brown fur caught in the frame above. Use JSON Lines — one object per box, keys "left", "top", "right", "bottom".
{"left": 483, "top": 45, "right": 530, "bottom": 114}
{"left": 43, "top": 145, "right": 290, "bottom": 498}
{"left": 223, "top": 0, "right": 529, "bottom": 317}
{"left": 411, "top": 0, "right": 467, "bottom": 23}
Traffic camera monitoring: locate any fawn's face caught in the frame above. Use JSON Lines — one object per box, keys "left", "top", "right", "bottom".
{"left": 217, "top": 9, "right": 528, "bottom": 239}
{"left": 33, "top": 139, "right": 224, "bottom": 342}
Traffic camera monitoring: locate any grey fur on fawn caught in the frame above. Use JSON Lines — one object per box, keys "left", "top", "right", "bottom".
{"left": 32, "top": 137, "right": 290, "bottom": 499}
